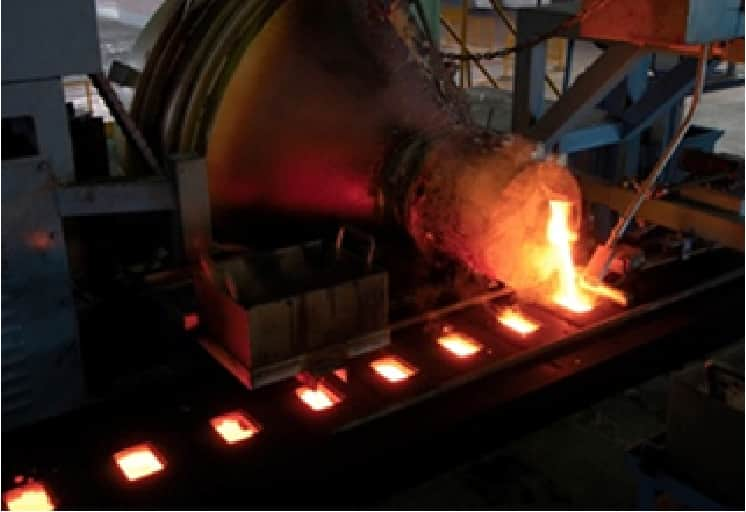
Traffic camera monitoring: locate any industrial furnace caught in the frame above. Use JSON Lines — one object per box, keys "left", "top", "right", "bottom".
{"left": 1, "top": 0, "right": 744, "bottom": 508}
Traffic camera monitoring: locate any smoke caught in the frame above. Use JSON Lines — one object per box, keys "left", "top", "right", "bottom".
{"left": 407, "top": 134, "right": 583, "bottom": 303}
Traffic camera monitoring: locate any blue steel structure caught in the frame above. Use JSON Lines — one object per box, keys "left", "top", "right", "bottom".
{"left": 508, "top": 2, "right": 744, "bottom": 239}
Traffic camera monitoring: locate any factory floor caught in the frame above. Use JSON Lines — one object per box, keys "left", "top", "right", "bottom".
{"left": 381, "top": 342, "right": 746, "bottom": 509}
{"left": 381, "top": 371, "right": 670, "bottom": 508}
{"left": 381, "top": 340, "right": 745, "bottom": 509}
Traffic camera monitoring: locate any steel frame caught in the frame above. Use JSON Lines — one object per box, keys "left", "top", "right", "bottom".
{"left": 509, "top": 3, "right": 744, "bottom": 246}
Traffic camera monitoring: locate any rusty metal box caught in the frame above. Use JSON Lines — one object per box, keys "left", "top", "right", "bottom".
{"left": 579, "top": 0, "right": 744, "bottom": 47}
{"left": 195, "top": 237, "right": 389, "bottom": 388}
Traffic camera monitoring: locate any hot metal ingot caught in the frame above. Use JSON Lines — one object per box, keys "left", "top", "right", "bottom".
{"left": 195, "top": 238, "right": 389, "bottom": 389}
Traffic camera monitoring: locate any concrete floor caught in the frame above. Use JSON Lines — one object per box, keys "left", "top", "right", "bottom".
{"left": 381, "top": 375, "right": 670, "bottom": 508}
{"left": 689, "top": 86, "right": 745, "bottom": 156}
{"left": 381, "top": 341, "right": 744, "bottom": 509}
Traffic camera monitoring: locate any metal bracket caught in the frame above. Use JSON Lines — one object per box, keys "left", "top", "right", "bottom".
{"left": 172, "top": 156, "right": 212, "bottom": 263}
{"left": 336, "top": 225, "right": 376, "bottom": 268}
{"left": 526, "top": 44, "right": 645, "bottom": 150}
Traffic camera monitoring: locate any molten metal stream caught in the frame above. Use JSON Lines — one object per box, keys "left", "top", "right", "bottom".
{"left": 547, "top": 200, "right": 594, "bottom": 313}
{"left": 578, "top": 277, "right": 628, "bottom": 307}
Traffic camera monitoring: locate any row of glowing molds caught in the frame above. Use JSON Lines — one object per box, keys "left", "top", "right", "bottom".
{"left": 3, "top": 308, "right": 541, "bottom": 510}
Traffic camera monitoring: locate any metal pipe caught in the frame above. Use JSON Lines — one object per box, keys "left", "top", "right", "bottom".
{"left": 562, "top": 38, "right": 575, "bottom": 93}
{"left": 584, "top": 43, "right": 711, "bottom": 282}
{"left": 460, "top": 0, "right": 471, "bottom": 88}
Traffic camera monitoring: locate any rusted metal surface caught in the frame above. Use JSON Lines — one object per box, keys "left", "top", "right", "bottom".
{"left": 579, "top": 0, "right": 744, "bottom": 47}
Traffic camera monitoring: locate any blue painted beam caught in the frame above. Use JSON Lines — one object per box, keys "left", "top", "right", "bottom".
{"left": 557, "top": 122, "right": 623, "bottom": 154}
{"left": 526, "top": 44, "right": 644, "bottom": 149}
{"left": 620, "top": 59, "right": 698, "bottom": 140}
{"left": 511, "top": 8, "right": 550, "bottom": 133}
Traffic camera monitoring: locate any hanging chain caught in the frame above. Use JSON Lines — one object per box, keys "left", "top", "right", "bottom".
{"left": 439, "top": 0, "right": 614, "bottom": 62}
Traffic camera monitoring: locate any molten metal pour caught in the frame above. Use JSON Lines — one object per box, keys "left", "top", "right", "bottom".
{"left": 543, "top": 199, "right": 627, "bottom": 312}
{"left": 403, "top": 135, "right": 625, "bottom": 313}
{"left": 547, "top": 200, "right": 593, "bottom": 313}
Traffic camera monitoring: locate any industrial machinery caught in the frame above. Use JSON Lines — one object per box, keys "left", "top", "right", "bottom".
{"left": 1, "top": 0, "right": 744, "bottom": 508}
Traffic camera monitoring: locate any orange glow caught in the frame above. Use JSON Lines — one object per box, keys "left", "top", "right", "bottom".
{"left": 497, "top": 308, "right": 540, "bottom": 335}
{"left": 24, "top": 231, "right": 54, "bottom": 251}
{"left": 3, "top": 482, "right": 54, "bottom": 511}
{"left": 437, "top": 330, "right": 482, "bottom": 357}
{"left": 183, "top": 313, "right": 200, "bottom": 331}
{"left": 370, "top": 356, "right": 417, "bottom": 383}
{"left": 546, "top": 200, "right": 593, "bottom": 313}
{"left": 210, "top": 411, "right": 261, "bottom": 444}
{"left": 333, "top": 368, "right": 348, "bottom": 383}
{"left": 114, "top": 443, "right": 165, "bottom": 482}
{"left": 296, "top": 383, "right": 341, "bottom": 411}
{"left": 579, "top": 277, "right": 628, "bottom": 307}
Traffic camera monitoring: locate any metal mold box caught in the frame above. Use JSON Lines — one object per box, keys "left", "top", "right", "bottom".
{"left": 195, "top": 238, "right": 389, "bottom": 389}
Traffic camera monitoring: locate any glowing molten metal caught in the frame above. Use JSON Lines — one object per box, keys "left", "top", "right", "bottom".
{"left": 437, "top": 330, "right": 482, "bottom": 358}
{"left": 370, "top": 356, "right": 417, "bottom": 383}
{"left": 497, "top": 308, "right": 540, "bottom": 335}
{"left": 114, "top": 443, "right": 165, "bottom": 482}
{"left": 211, "top": 411, "right": 261, "bottom": 444}
{"left": 579, "top": 276, "right": 629, "bottom": 307}
{"left": 3, "top": 482, "right": 54, "bottom": 511}
{"left": 296, "top": 384, "right": 341, "bottom": 411}
{"left": 546, "top": 200, "right": 593, "bottom": 313}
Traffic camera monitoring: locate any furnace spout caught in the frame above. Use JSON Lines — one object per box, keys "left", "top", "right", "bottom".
{"left": 400, "top": 133, "right": 584, "bottom": 302}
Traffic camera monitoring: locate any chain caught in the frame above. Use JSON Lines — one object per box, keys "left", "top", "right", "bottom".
{"left": 439, "top": 0, "right": 614, "bottom": 62}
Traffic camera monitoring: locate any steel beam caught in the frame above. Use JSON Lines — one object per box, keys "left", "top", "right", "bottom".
{"left": 417, "top": 0, "right": 441, "bottom": 44}
{"left": 557, "top": 122, "right": 623, "bottom": 153}
{"left": 579, "top": 176, "right": 745, "bottom": 251}
{"left": 511, "top": 9, "right": 560, "bottom": 133}
{"left": 173, "top": 157, "right": 211, "bottom": 262}
{"left": 526, "top": 44, "right": 644, "bottom": 150}
{"left": 621, "top": 59, "right": 699, "bottom": 140}
{"left": 57, "top": 179, "right": 176, "bottom": 217}
{"left": 677, "top": 185, "right": 745, "bottom": 217}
